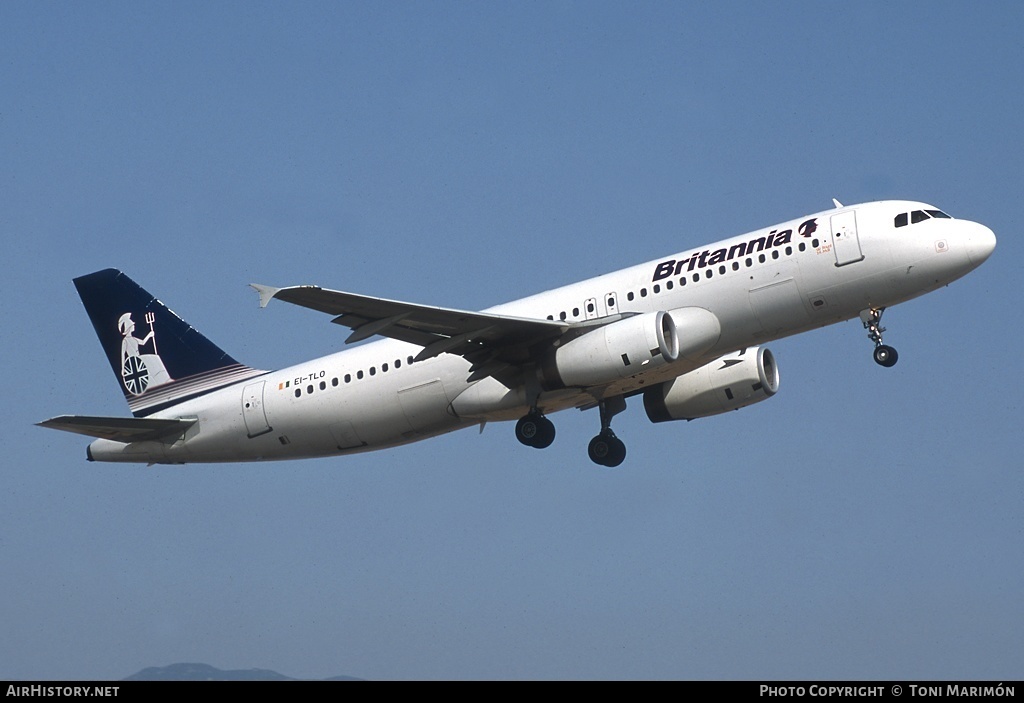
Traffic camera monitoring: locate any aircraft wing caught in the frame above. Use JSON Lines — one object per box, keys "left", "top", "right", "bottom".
{"left": 37, "top": 415, "right": 196, "bottom": 443}
{"left": 251, "top": 283, "right": 613, "bottom": 379}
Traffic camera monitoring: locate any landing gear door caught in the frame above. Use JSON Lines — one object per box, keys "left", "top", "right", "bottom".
{"left": 830, "top": 210, "right": 865, "bottom": 266}
{"left": 242, "top": 381, "right": 272, "bottom": 438}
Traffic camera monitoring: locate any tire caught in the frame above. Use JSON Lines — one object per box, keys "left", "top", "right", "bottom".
{"left": 532, "top": 417, "right": 556, "bottom": 449}
{"left": 516, "top": 413, "right": 554, "bottom": 449}
{"left": 588, "top": 432, "right": 626, "bottom": 467}
{"left": 588, "top": 434, "right": 611, "bottom": 465}
{"left": 873, "top": 345, "right": 898, "bottom": 368}
{"left": 515, "top": 415, "right": 539, "bottom": 446}
{"left": 605, "top": 437, "right": 626, "bottom": 467}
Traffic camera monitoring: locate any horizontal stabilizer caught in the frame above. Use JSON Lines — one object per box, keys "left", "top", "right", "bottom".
{"left": 37, "top": 415, "right": 196, "bottom": 443}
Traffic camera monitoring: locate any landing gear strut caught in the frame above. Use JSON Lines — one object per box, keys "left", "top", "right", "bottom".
{"left": 860, "top": 307, "right": 898, "bottom": 368}
{"left": 515, "top": 411, "right": 555, "bottom": 449}
{"left": 588, "top": 397, "right": 627, "bottom": 468}
{"left": 516, "top": 370, "right": 556, "bottom": 450}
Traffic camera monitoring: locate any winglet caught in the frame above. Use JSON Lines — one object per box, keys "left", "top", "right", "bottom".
{"left": 250, "top": 283, "right": 281, "bottom": 309}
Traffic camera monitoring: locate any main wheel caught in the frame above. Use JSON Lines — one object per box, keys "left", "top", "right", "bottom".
{"left": 605, "top": 436, "right": 626, "bottom": 467}
{"left": 588, "top": 432, "right": 626, "bottom": 467}
{"left": 588, "top": 434, "right": 611, "bottom": 465}
{"left": 873, "top": 344, "right": 898, "bottom": 368}
{"left": 516, "top": 413, "right": 555, "bottom": 449}
{"left": 532, "top": 416, "right": 556, "bottom": 449}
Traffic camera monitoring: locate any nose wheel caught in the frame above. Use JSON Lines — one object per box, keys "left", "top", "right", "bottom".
{"left": 861, "top": 307, "right": 899, "bottom": 367}
{"left": 872, "top": 344, "right": 898, "bottom": 367}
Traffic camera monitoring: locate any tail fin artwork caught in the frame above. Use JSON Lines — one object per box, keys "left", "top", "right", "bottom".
{"left": 73, "top": 269, "right": 265, "bottom": 417}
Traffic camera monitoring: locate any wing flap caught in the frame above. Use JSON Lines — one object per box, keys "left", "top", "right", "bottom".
{"left": 37, "top": 415, "right": 196, "bottom": 443}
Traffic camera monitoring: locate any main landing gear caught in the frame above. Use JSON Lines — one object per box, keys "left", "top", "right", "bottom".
{"left": 514, "top": 397, "right": 628, "bottom": 467}
{"left": 861, "top": 307, "right": 899, "bottom": 368}
{"left": 588, "top": 397, "right": 627, "bottom": 468}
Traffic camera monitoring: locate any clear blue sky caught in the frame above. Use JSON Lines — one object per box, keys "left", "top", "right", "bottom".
{"left": 2, "top": 1, "right": 1021, "bottom": 680}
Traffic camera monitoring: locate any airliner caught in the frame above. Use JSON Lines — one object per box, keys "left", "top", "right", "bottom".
{"left": 39, "top": 200, "right": 996, "bottom": 467}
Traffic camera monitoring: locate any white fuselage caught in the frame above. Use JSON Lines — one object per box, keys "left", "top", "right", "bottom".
{"left": 87, "top": 200, "right": 996, "bottom": 463}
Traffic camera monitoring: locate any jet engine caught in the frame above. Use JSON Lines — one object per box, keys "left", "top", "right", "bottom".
{"left": 542, "top": 311, "right": 679, "bottom": 388}
{"left": 643, "top": 346, "right": 779, "bottom": 422}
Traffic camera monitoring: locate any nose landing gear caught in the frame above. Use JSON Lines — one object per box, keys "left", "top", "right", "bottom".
{"left": 861, "top": 307, "right": 899, "bottom": 368}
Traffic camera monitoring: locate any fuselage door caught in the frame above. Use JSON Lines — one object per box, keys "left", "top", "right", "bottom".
{"left": 830, "top": 210, "right": 865, "bottom": 266}
{"left": 242, "top": 381, "right": 272, "bottom": 438}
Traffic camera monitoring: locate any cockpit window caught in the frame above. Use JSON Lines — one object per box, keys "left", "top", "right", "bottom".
{"left": 896, "top": 208, "right": 952, "bottom": 228}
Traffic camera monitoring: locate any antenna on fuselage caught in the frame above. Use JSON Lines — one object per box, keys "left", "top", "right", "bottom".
{"left": 832, "top": 198, "right": 844, "bottom": 208}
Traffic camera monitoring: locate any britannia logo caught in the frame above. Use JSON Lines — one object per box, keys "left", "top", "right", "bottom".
{"left": 118, "top": 312, "right": 173, "bottom": 396}
{"left": 798, "top": 218, "right": 818, "bottom": 238}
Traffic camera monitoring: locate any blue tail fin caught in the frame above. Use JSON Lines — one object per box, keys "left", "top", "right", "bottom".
{"left": 74, "top": 269, "right": 265, "bottom": 417}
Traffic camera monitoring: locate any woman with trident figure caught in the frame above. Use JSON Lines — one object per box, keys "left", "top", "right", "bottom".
{"left": 118, "top": 311, "right": 173, "bottom": 396}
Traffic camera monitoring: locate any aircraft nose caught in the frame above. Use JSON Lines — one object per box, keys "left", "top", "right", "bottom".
{"left": 965, "top": 222, "right": 997, "bottom": 266}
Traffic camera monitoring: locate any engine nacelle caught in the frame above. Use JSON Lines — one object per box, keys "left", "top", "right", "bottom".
{"left": 666, "top": 306, "right": 721, "bottom": 361}
{"left": 543, "top": 311, "right": 679, "bottom": 388}
{"left": 643, "top": 346, "right": 779, "bottom": 422}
